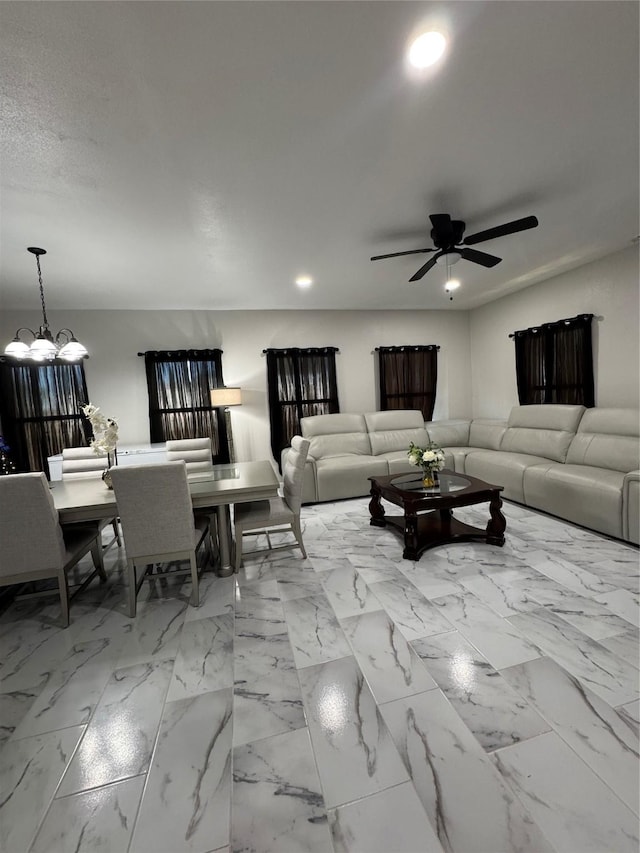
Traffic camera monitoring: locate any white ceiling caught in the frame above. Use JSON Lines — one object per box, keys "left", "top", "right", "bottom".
{"left": 1, "top": 1, "right": 638, "bottom": 312}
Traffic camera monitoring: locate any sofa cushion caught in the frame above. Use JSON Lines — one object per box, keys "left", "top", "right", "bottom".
{"left": 301, "top": 412, "right": 367, "bottom": 438}
{"left": 364, "top": 410, "right": 429, "bottom": 456}
{"left": 469, "top": 419, "right": 507, "bottom": 450}
{"left": 464, "top": 450, "right": 552, "bottom": 503}
{"left": 301, "top": 413, "right": 371, "bottom": 459}
{"left": 377, "top": 450, "right": 424, "bottom": 475}
{"left": 500, "top": 404, "right": 585, "bottom": 463}
{"left": 524, "top": 462, "right": 625, "bottom": 539}
{"left": 364, "top": 409, "right": 424, "bottom": 432}
{"left": 446, "top": 447, "right": 475, "bottom": 472}
{"left": 425, "top": 419, "right": 470, "bottom": 447}
{"left": 315, "top": 455, "right": 388, "bottom": 502}
{"left": 566, "top": 408, "right": 640, "bottom": 472}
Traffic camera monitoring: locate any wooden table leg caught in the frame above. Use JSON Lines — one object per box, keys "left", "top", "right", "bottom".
{"left": 369, "top": 487, "right": 386, "bottom": 527}
{"left": 403, "top": 512, "right": 419, "bottom": 560}
{"left": 486, "top": 495, "right": 506, "bottom": 546}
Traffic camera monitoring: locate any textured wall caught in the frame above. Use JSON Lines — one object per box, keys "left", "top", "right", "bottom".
{"left": 469, "top": 246, "right": 639, "bottom": 417}
{"left": 0, "top": 308, "right": 471, "bottom": 464}
{"left": 2, "top": 247, "right": 637, "bottom": 465}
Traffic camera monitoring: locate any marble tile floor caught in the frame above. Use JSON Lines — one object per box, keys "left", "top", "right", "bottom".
{"left": 0, "top": 498, "right": 638, "bottom": 853}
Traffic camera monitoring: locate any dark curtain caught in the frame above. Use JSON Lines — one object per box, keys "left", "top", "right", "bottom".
{"left": 515, "top": 331, "right": 546, "bottom": 404}
{"left": 377, "top": 345, "right": 439, "bottom": 420}
{"left": 513, "top": 314, "right": 594, "bottom": 406}
{"left": 143, "top": 349, "right": 230, "bottom": 463}
{"left": 265, "top": 347, "right": 339, "bottom": 465}
{"left": 0, "top": 359, "right": 91, "bottom": 477}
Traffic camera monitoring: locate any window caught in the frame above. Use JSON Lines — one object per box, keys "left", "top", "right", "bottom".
{"left": 265, "top": 347, "right": 339, "bottom": 464}
{"left": 142, "top": 349, "right": 230, "bottom": 463}
{"left": 377, "top": 345, "right": 439, "bottom": 420}
{"left": 512, "top": 314, "right": 595, "bottom": 406}
{"left": 0, "top": 359, "right": 90, "bottom": 476}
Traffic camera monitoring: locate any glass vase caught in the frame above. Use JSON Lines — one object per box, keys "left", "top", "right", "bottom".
{"left": 422, "top": 469, "right": 438, "bottom": 488}
{"left": 102, "top": 450, "right": 116, "bottom": 489}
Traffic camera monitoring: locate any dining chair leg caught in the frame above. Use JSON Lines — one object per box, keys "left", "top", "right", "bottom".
{"left": 112, "top": 519, "right": 122, "bottom": 547}
{"left": 207, "top": 530, "right": 216, "bottom": 569}
{"left": 91, "top": 540, "right": 108, "bottom": 582}
{"left": 189, "top": 553, "right": 199, "bottom": 607}
{"left": 58, "top": 570, "right": 70, "bottom": 628}
{"left": 126, "top": 559, "right": 138, "bottom": 617}
{"left": 292, "top": 516, "right": 307, "bottom": 559}
{"left": 234, "top": 523, "right": 243, "bottom": 573}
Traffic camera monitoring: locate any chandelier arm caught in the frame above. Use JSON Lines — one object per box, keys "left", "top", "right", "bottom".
{"left": 55, "top": 328, "right": 76, "bottom": 344}
{"left": 13, "top": 327, "right": 38, "bottom": 341}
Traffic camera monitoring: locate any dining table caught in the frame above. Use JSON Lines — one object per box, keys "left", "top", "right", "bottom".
{"left": 50, "top": 460, "right": 280, "bottom": 577}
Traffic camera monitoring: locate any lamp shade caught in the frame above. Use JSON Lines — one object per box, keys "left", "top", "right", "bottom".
{"left": 211, "top": 387, "right": 242, "bottom": 407}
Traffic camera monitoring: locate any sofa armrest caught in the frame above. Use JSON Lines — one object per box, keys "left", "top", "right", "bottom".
{"left": 622, "top": 470, "right": 640, "bottom": 544}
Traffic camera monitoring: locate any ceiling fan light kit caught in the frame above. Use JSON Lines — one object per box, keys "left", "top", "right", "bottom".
{"left": 371, "top": 212, "right": 539, "bottom": 289}
{"left": 3, "top": 247, "right": 89, "bottom": 362}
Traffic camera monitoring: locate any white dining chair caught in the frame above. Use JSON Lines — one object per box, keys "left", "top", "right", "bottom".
{"left": 110, "top": 462, "right": 213, "bottom": 617}
{"left": 0, "top": 472, "right": 107, "bottom": 627}
{"left": 166, "top": 438, "right": 214, "bottom": 475}
{"left": 62, "top": 446, "right": 122, "bottom": 549}
{"left": 233, "top": 436, "right": 310, "bottom": 572}
{"left": 165, "top": 436, "right": 220, "bottom": 559}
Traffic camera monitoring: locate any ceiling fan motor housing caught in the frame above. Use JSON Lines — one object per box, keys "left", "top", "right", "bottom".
{"left": 370, "top": 212, "right": 538, "bottom": 281}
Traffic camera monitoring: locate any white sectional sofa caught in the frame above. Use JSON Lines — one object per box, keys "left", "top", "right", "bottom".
{"left": 281, "top": 406, "right": 640, "bottom": 544}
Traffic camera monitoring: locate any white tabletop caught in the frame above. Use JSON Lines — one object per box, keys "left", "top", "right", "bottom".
{"left": 51, "top": 460, "right": 280, "bottom": 524}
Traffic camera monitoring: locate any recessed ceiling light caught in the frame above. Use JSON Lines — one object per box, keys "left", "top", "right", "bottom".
{"left": 295, "top": 276, "right": 313, "bottom": 288}
{"left": 408, "top": 31, "right": 447, "bottom": 69}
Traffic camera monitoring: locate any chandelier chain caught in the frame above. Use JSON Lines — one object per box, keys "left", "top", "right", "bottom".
{"left": 35, "top": 254, "right": 50, "bottom": 329}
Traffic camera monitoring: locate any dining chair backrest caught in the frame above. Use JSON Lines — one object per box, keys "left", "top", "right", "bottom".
{"left": 0, "top": 473, "right": 65, "bottom": 576}
{"left": 62, "top": 446, "right": 108, "bottom": 480}
{"left": 166, "top": 438, "right": 213, "bottom": 474}
{"left": 110, "top": 462, "right": 196, "bottom": 559}
{"left": 282, "top": 436, "right": 310, "bottom": 514}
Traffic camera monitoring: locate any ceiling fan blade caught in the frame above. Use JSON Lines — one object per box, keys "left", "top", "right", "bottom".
{"left": 370, "top": 248, "right": 435, "bottom": 261}
{"left": 463, "top": 215, "right": 539, "bottom": 246}
{"left": 409, "top": 254, "right": 439, "bottom": 282}
{"left": 460, "top": 247, "right": 502, "bottom": 267}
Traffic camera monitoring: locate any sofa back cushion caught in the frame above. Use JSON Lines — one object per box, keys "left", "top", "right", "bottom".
{"left": 301, "top": 413, "right": 371, "bottom": 459}
{"left": 500, "top": 404, "right": 585, "bottom": 463}
{"left": 425, "top": 419, "right": 471, "bottom": 447}
{"left": 469, "top": 419, "right": 507, "bottom": 450}
{"left": 566, "top": 408, "right": 640, "bottom": 472}
{"left": 364, "top": 410, "right": 429, "bottom": 456}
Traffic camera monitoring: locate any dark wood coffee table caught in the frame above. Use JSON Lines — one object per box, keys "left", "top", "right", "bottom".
{"left": 368, "top": 469, "right": 506, "bottom": 561}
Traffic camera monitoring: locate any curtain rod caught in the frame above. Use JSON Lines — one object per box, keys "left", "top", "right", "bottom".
{"left": 137, "top": 349, "right": 224, "bottom": 356}
{"left": 262, "top": 347, "right": 340, "bottom": 354}
{"left": 508, "top": 313, "right": 594, "bottom": 339}
{"left": 374, "top": 345, "right": 440, "bottom": 352}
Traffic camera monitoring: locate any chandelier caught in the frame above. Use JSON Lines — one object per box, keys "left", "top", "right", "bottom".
{"left": 4, "top": 247, "right": 88, "bottom": 362}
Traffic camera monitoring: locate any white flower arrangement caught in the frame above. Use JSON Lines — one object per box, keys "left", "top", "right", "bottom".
{"left": 408, "top": 440, "right": 446, "bottom": 473}
{"left": 82, "top": 403, "right": 119, "bottom": 458}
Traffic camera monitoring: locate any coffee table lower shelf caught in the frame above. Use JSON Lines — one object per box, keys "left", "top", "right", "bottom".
{"left": 372, "top": 509, "right": 505, "bottom": 561}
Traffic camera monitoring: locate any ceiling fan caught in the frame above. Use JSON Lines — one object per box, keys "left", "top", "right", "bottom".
{"left": 370, "top": 213, "right": 539, "bottom": 282}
